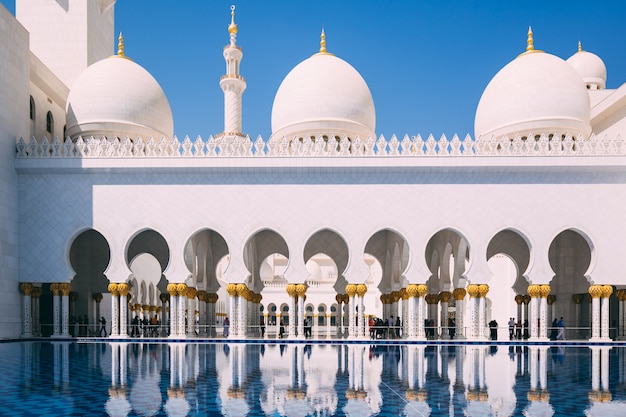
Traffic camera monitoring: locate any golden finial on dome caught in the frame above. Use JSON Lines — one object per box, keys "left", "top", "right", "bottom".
{"left": 526, "top": 26, "right": 534, "bottom": 52}
{"left": 578, "top": 41, "right": 583, "bottom": 52}
{"left": 320, "top": 28, "right": 327, "bottom": 54}
{"left": 228, "top": 5, "right": 238, "bottom": 35}
{"left": 117, "top": 32, "right": 125, "bottom": 57}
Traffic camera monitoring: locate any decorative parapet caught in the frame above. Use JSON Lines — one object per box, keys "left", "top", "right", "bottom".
{"left": 15, "top": 132, "right": 625, "bottom": 159}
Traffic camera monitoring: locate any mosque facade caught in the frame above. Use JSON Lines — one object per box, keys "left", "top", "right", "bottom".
{"left": 3, "top": 0, "right": 626, "bottom": 342}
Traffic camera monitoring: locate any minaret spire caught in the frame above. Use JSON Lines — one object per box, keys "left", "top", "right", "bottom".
{"left": 578, "top": 41, "right": 583, "bottom": 52}
{"left": 219, "top": 5, "right": 247, "bottom": 138}
{"left": 320, "top": 28, "right": 327, "bottom": 53}
{"left": 117, "top": 32, "right": 125, "bottom": 57}
{"left": 526, "top": 26, "right": 534, "bottom": 52}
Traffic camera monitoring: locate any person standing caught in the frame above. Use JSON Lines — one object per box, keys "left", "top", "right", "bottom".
{"left": 260, "top": 315, "right": 265, "bottom": 338}
{"left": 223, "top": 317, "right": 230, "bottom": 337}
{"left": 99, "top": 316, "right": 107, "bottom": 337}
{"left": 508, "top": 318, "right": 515, "bottom": 340}
{"left": 557, "top": 317, "right": 565, "bottom": 340}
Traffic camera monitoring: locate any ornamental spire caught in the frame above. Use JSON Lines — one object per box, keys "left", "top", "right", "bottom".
{"left": 320, "top": 28, "right": 327, "bottom": 54}
{"left": 578, "top": 40, "right": 583, "bottom": 52}
{"left": 117, "top": 32, "right": 125, "bottom": 57}
{"left": 228, "top": 5, "right": 238, "bottom": 37}
{"left": 526, "top": 26, "right": 534, "bottom": 52}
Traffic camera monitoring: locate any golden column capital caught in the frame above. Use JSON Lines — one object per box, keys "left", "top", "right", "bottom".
{"left": 175, "top": 283, "right": 188, "bottom": 295}
{"left": 235, "top": 283, "right": 247, "bottom": 297}
{"left": 186, "top": 287, "right": 198, "bottom": 299}
{"left": 415, "top": 284, "right": 429, "bottom": 298}
{"left": 406, "top": 284, "right": 418, "bottom": 298}
{"left": 50, "top": 283, "right": 60, "bottom": 296}
{"left": 167, "top": 283, "right": 178, "bottom": 296}
{"left": 527, "top": 284, "right": 540, "bottom": 298}
{"left": 547, "top": 294, "right": 556, "bottom": 305}
{"left": 160, "top": 293, "right": 169, "bottom": 303}
{"left": 477, "top": 284, "right": 489, "bottom": 298}
{"left": 208, "top": 293, "right": 219, "bottom": 303}
{"left": 467, "top": 284, "right": 479, "bottom": 298}
{"left": 197, "top": 290, "right": 207, "bottom": 302}
{"left": 296, "top": 283, "right": 307, "bottom": 297}
{"left": 539, "top": 284, "right": 551, "bottom": 298}
{"left": 107, "top": 283, "right": 119, "bottom": 296}
{"left": 32, "top": 286, "right": 42, "bottom": 298}
{"left": 93, "top": 293, "right": 103, "bottom": 303}
{"left": 142, "top": 304, "right": 150, "bottom": 312}
{"left": 345, "top": 284, "right": 357, "bottom": 297}
{"left": 226, "top": 283, "right": 237, "bottom": 297}
{"left": 601, "top": 285, "right": 613, "bottom": 298}
{"left": 439, "top": 291, "right": 452, "bottom": 303}
{"left": 356, "top": 284, "right": 367, "bottom": 298}
{"left": 399, "top": 288, "right": 408, "bottom": 300}
{"left": 59, "top": 283, "right": 72, "bottom": 296}
{"left": 572, "top": 294, "right": 582, "bottom": 304}
{"left": 19, "top": 283, "right": 33, "bottom": 296}
{"left": 588, "top": 285, "right": 603, "bottom": 299}
{"left": 425, "top": 293, "right": 440, "bottom": 305}
{"left": 522, "top": 295, "right": 531, "bottom": 304}
{"left": 453, "top": 288, "right": 466, "bottom": 301}
{"left": 117, "top": 283, "right": 130, "bottom": 296}
{"left": 286, "top": 283, "right": 297, "bottom": 297}
{"left": 514, "top": 294, "right": 524, "bottom": 304}
{"left": 335, "top": 294, "right": 343, "bottom": 304}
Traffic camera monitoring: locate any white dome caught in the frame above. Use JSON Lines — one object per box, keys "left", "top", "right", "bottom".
{"left": 475, "top": 51, "right": 591, "bottom": 140}
{"left": 66, "top": 55, "right": 173, "bottom": 140}
{"left": 271, "top": 52, "right": 375, "bottom": 140}
{"left": 566, "top": 46, "right": 606, "bottom": 90}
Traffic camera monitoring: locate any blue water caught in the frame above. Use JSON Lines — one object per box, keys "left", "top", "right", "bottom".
{"left": 0, "top": 341, "right": 623, "bottom": 416}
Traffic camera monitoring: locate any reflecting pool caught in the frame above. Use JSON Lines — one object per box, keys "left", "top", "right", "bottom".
{"left": 0, "top": 341, "right": 625, "bottom": 416}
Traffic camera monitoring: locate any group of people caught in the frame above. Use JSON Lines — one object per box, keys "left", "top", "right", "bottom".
{"left": 507, "top": 316, "right": 566, "bottom": 340}
{"left": 130, "top": 314, "right": 161, "bottom": 337}
{"left": 368, "top": 316, "right": 402, "bottom": 339}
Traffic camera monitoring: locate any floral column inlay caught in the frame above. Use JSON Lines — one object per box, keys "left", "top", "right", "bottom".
{"left": 346, "top": 284, "right": 357, "bottom": 339}
{"left": 453, "top": 288, "right": 466, "bottom": 339}
{"left": 50, "top": 283, "right": 61, "bottom": 336}
{"left": 356, "top": 284, "right": 367, "bottom": 338}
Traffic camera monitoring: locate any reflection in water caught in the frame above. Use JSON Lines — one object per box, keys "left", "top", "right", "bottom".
{"left": 2, "top": 342, "right": 626, "bottom": 416}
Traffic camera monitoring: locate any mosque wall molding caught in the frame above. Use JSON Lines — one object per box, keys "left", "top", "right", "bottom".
{"left": 15, "top": 132, "right": 626, "bottom": 159}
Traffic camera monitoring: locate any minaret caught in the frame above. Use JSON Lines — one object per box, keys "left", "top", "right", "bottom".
{"left": 219, "top": 5, "right": 246, "bottom": 137}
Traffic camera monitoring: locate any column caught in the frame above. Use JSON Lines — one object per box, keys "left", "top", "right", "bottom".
{"left": 400, "top": 288, "right": 409, "bottom": 338}
{"left": 32, "top": 286, "right": 42, "bottom": 336}
{"left": 297, "top": 284, "right": 307, "bottom": 339}
{"left": 108, "top": 283, "right": 119, "bottom": 337}
{"left": 93, "top": 293, "right": 103, "bottom": 336}
{"left": 286, "top": 284, "right": 297, "bottom": 339}
{"left": 117, "top": 283, "right": 130, "bottom": 337}
{"left": 160, "top": 293, "right": 169, "bottom": 336}
{"left": 335, "top": 294, "right": 344, "bottom": 337}
{"left": 177, "top": 284, "right": 188, "bottom": 337}
{"left": 477, "top": 284, "right": 489, "bottom": 339}
{"left": 453, "top": 288, "right": 466, "bottom": 339}
{"left": 186, "top": 287, "right": 197, "bottom": 336}
{"left": 50, "top": 283, "right": 61, "bottom": 337}
{"left": 439, "top": 291, "right": 451, "bottom": 340}
{"left": 197, "top": 291, "right": 207, "bottom": 336}
{"left": 207, "top": 293, "right": 218, "bottom": 337}
{"left": 617, "top": 290, "right": 626, "bottom": 339}
{"left": 466, "top": 284, "right": 478, "bottom": 340}
{"left": 416, "top": 284, "right": 429, "bottom": 339}
{"left": 326, "top": 312, "right": 332, "bottom": 338}
{"left": 226, "top": 283, "right": 237, "bottom": 338}
{"left": 20, "top": 283, "right": 33, "bottom": 338}
{"left": 346, "top": 284, "right": 357, "bottom": 339}
{"left": 167, "top": 284, "right": 178, "bottom": 337}
{"left": 547, "top": 294, "right": 556, "bottom": 326}
{"left": 601, "top": 285, "right": 613, "bottom": 340}
{"left": 589, "top": 285, "right": 602, "bottom": 340}
{"left": 538, "top": 285, "right": 550, "bottom": 339}
{"left": 527, "top": 284, "right": 540, "bottom": 340}
{"left": 356, "top": 284, "right": 367, "bottom": 338}
{"left": 515, "top": 295, "right": 524, "bottom": 329}
{"left": 425, "top": 294, "right": 440, "bottom": 339}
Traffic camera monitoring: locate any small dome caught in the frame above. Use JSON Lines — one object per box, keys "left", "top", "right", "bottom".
{"left": 66, "top": 54, "right": 173, "bottom": 140}
{"left": 475, "top": 51, "right": 591, "bottom": 140}
{"left": 566, "top": 43, "right": 606, "bottom": 90}
{"left": 271, "top": 51, "right": 375, "bottom": 141}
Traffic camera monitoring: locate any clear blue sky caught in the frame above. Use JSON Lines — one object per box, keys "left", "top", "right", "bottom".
{"left": 2, "top": 1, "right": 626, "bottom": 139}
